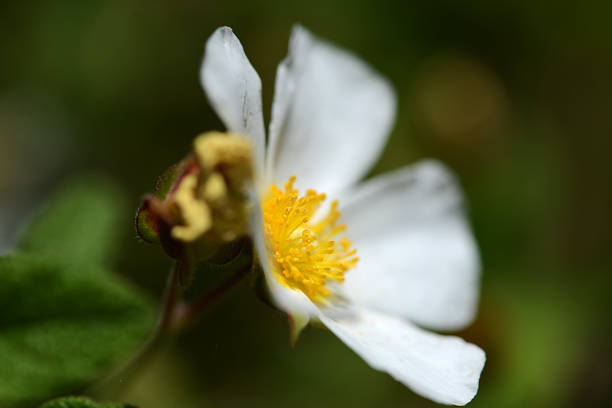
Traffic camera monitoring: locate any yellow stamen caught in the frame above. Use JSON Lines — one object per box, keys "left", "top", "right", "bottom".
{"left": 170, "top": 131, "right": 253, "bottom": 243}
{"left": 171, "top": 173, "right": 212, "bottom": 242}
{"left": 263, "top": 176, "right": 359, "bottom": 303}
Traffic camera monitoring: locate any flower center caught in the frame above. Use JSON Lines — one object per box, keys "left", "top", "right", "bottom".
{"left": 262, "top": 176, "right": 359, "bottom": 302}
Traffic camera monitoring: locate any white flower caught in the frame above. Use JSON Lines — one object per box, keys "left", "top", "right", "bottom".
{"left": 200, "top": 25, "right": 485, "bottom": 406}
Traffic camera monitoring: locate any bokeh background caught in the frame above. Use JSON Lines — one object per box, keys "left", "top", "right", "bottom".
{"left": 2, "top": 0, "right": 611, "bottom": 407}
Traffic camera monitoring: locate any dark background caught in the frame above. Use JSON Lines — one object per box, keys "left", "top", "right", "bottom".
{"left": 1, "top": 0, "right": 611, "bottom": 407}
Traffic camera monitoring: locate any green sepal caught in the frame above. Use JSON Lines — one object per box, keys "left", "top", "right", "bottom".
{"left": 135, "top": 157, "right": 196, "bottom": 244}
{"left": 207, "top": 238, "right": 248, "bottom": 265}
{"left": 40, "top": 396, "right": 137, "bottom": 408}
{"left": 251, "top": 251, "right": 309, "bottom": 346}
{"left": 288, "top": 312, "right": 309, "bottom": 347}
{"left": 254, "top": 271, "right": 309, "bottom": 346}
{"left": 135, "top": 198, "right": 162, "bottom": 244}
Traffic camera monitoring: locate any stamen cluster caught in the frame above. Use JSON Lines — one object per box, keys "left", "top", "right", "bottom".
{"left": 171, "top": 132, "right": 253, "bottom": 243}
{"left": 263, "top": 176, "right": 358, "bottom": 302}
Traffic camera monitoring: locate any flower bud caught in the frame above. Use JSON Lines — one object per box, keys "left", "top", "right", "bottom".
{"left": 136, "top": 132, "right": 253, "bottom": 267}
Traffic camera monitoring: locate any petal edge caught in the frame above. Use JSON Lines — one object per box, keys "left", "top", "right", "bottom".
{"left": 200, "top": 27, "right": 266, "bottom": 174}
{"left": 339, "top": 160, "right": 481, "bottom": 331}
{"left": 319, "top": 307, "right": 485, "bottom": 406}
{"left": 267, "top": 25, "right": 397, "bottom": 195}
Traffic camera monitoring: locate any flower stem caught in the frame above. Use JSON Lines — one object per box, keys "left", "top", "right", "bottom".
{"left": 88, "top": 261, "right": 183, "bottom": 397}
{"left": 156, "top": 260, "right": 183, "bottom": 333}
{"left": 90, "top": 251, "right": 251, "bottom": 398}
{"left": 170, "top": 262, "right": 251, "bottom": 330}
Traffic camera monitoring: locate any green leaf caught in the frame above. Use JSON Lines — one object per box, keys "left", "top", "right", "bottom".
{"left": 0, "top": 253, "right": 155, "bottom": 407}
{"left": 40, "top": 396, "right": 136, "bottom": 408}
{"left": 18, "top": 175, "right": 127, "bottom": 267}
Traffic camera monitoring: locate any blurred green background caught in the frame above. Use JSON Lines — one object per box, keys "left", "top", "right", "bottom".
{"left": 1, "top": 0, "right": 611, "bottom": 407}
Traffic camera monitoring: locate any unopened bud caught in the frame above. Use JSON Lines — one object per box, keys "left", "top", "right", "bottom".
{"left": 171, "top": 173, "right": 212, "bottom": 242}
{"left": 170, "top": 132, "right": 253, "bottom": 244}
{"left": 136, "top": 131, "right": 253, "bottom": 265}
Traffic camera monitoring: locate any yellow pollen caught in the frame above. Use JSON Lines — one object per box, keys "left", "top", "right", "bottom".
{"left": 171, "top": 173, "right": 212, "bottom": 242}
{"left": 262, "top": 176, "right": 359, "bottom": 302}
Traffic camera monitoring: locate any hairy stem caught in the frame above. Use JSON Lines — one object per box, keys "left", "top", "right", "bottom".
{"left": 170, "top": 263, "right": 251, "bottom": 330}
{"left": 156, "top": 260, "right": 183, "bottom": 334}
{"left": 90, "top": 250, "right": 251, "bottom": 398}
{"left": 88, "top": 261, "right": 183, "bottom": 397}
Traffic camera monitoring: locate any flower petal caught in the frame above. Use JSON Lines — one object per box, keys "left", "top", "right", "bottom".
{"left": 339, "top": 160, "right": 481, "bottom": 331}
{"left": 249, "top": 189, "right": 319, "bottom": 320}
{"left": 266, "top": 25, "right": 396, "bottom": 195}
{"left": 200, "top": 27, "right": 266, "bottom": 173}
{"left": 319, "top": 307, "right": 485, "bottom": 406}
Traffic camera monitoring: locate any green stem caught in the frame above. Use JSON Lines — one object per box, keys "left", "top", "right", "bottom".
{"left": 88, "top": 261, "right": 182, "bottom": 397}
{"left": 156, "top": 260, "right": 183, "bottom": 334}
{"left": 90, "top": 253, "right": 251, "bottom": 398}
{"left": 170, "top": 262, "right": 251, "bottom": 331}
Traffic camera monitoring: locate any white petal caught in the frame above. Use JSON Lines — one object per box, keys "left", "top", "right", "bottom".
{"left": 266, "top": 25, "right": 396, "bottom": 195}
{"left": 249, "top": 189, "right": 318, "bottom": 319}
{"left": 339, "top": 160, "right": 481, "bottom": 330}
{"left": 319, "top": 307, "right": 485, "bottom": 406}
{"left": 200, "top": 27, "right": 266, "bottom": 173}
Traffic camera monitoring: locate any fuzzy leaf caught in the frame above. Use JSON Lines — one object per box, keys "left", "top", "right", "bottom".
{"left": 40, "top": 396, "right": 137, "bottom": 408}
{"left": 0, "top": 253, "right": 155, "bottom": 407}
{"left": 18, "top": 175, "right": 126, "bottom": 267}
